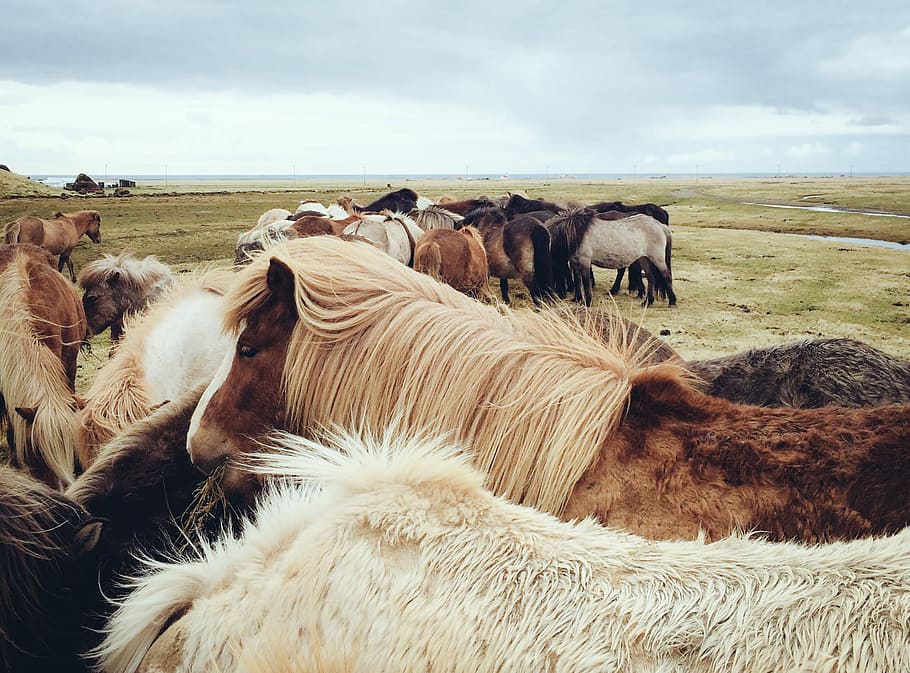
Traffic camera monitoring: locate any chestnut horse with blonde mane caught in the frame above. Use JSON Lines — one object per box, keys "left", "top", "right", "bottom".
{"left": 4, "top": 210, "right": 102, "bottom": 281}
{"left": 413, "top": 226, "right": 490, "bottom": 298}
{"left": 187, "top": 238, "right": 910, "bottom": 543}
{"left": 0, "top": 244, "right": 85, "bottom": 488}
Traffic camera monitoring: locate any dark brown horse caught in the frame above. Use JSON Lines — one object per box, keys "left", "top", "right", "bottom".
{"left": 0, "top": 466, "right": 103, "bottom": 673}
{"left": 426, "top": 197, "right": 496, "bottom": 216}
{"left": 185, "top": 238, "right": 910, "bottom": 543}
{"left": 459, "top": 206, "right": 552, "bottom": 305}
{"left": 77, "top": 252, "right": 175, "bottom": 343}
{"left": 0, "top": 244, "right": 86, "bottom": 488}
{"left": 687, "top": 338, "right": 910, "bottom": 407}
{"left": 503, "top": 193, "right": 562, "bottom": 219}
{"left": 339, "top": 188, "right": 419, "bottom": 214}
{"left": 4, "top": 210, "right": 102, "bottom": 281}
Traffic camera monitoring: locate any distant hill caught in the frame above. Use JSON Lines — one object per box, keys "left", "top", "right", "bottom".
{"left": 0, "top": 167, "right": 61, "bottom": 197}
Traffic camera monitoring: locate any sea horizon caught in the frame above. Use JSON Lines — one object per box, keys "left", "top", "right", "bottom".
{"left": 28, "top": 171, "right": 910, "bottom": 187}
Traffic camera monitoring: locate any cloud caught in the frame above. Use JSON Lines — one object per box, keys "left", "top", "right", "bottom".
{"left": 2, "top": 1, "right": 909, "bottom": 174}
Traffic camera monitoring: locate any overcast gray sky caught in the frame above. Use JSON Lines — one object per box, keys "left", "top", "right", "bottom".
{"left": 2, "top": 1, "right": 908, "bottom": 175}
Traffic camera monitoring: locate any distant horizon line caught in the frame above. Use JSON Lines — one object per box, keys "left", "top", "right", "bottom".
{"left": 27, "top": 170, "right": 910, "bottom": 181}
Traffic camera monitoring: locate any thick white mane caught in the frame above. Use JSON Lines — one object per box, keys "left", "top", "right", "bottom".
{"left": 255, "top": 208, "right": 292, "bottom": 229}
{"left": 98, "top": 428, "right": 910, "bottom": 673}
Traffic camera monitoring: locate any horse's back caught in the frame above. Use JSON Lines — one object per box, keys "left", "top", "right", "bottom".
{"left": 5, "top": 216, "right": 46, "bottom": 245}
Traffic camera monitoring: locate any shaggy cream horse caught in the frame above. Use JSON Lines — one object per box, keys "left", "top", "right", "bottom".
{"left": 342, "top": 211, "right": 423, "bottom": 265}
{"left": 98, "top": 428, "right": 910, "bottom": 673}
{"left": 73, "top": 269, "right": 236, "bottom": 468}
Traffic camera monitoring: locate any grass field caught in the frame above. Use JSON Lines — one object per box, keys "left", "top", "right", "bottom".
{"left": 1, "top": 173, "right": 909, "bottom": 399}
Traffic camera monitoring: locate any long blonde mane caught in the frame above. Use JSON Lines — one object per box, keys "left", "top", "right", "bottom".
{"left": 223, "top": 237, "right": 671, "bottom": 515}
{"left": 74, "top": 268, "right": 235, "bottom": 466}
{"left": 0, "top": 253, "right": 77, "bottom": 486}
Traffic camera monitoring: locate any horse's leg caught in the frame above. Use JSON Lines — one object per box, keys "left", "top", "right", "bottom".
{"left": 499, "top": 278, "right": 510, "bottom": 304}
{"left": 569, "top": 262, "right": 583, "bottom": 303}
{"left": 647, "top": 257, "right": 676, "bottom": 307}
{"left": 60, "top": 253, "right": 76, "bottom": 282}
{"left": 583, "top": 265, "right": 594, "bottom": 306}
{"left": 628, "top": 261, "right": 646, "bottom": 298}
{"left": 610, "top": 268, "right": 625, "bottom": 295}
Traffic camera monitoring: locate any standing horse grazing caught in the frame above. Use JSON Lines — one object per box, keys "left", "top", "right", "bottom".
{"left": 413, "top": 226, "right": 490, "bottom": 298}
{"left": 186, "top": 238, "right": 910, "bottom": 543}
{"left": 460, "top": 206, "right": 552, "bottom": 305}
{"left": 99, "top": 431, "right": 910, "bottom": 673}
{"left": 549, "top": 208, "right": 676, "bottom": 307}
{"left": 73, "top": 270, "right": 236, "bottom": 469}
{"left": 78, "top": 252, "right": 176, "bottom": 343}
{"left": 1, "top": 466, "right": 103, "bottom": 673}
{"left": 0, "top": 244, "right": 85, "bottom": 488}
{"left": 4, "top": 210, "right": 102, "bottom": 281}
{"left": 342, "top": 211, "right": 423, "bottom": 266}
{"left": 687, "top": 337, "right": 910, "bottom": 407}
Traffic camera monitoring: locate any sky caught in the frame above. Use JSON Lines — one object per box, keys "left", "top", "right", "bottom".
{"left": 2, "top": 1, "right": 909, "bottom": 176}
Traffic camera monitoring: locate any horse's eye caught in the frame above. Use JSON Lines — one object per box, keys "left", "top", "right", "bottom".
{"left": 237, "top": 343, "right": 259, "bottom": 359}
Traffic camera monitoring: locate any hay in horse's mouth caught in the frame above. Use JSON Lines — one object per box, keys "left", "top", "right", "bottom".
{"left": 179, "top": 462, "right": 230, "bottom": 551}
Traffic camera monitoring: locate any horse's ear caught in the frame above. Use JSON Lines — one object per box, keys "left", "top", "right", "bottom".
{"left": 74, "top": 518, "right": 105, "bottom": 558}
{"left": 15, "top": 406, "right": 37, "bottom": 424}
{"left": 266, "top": 258, "right": 297, "bottom": 311}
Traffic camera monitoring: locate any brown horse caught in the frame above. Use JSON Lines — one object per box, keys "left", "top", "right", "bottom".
{"left": 0, "top": 244, "right": 85, "bottom": 488}
{"left": 4, "top": 210, "right": 102, "bottom": 281}
{"left": 186, "top": 238, "right": 910, "bottom": 543}
{"left": 459, "top": 206, "right": 552, "bottom": 305}
{"left": 413, "top": 226, "right": 490, "bottom": 298}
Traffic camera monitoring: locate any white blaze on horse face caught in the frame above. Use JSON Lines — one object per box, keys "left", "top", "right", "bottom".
{"left": 186, "top": 334, "right": 238, "bottom": 453}
{"left": 140, "top": 290, "right": 235, "bottom": 404}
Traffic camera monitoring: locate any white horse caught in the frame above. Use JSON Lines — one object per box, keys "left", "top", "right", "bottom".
{"left": 294, "top": 201, "right": 329, "bottom": 216}
{"left": 342, "top": 211, "right": 423, "bottom": 265}
{"left": 255, "top": 208, "right": 292, "bottom": 228}
{"left": 98, "top": 428, "right": 910, "bottom": 673}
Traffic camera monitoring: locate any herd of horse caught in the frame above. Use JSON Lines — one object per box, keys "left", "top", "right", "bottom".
{"left": 1, "top": 190, "right": 909, "bottom": 672}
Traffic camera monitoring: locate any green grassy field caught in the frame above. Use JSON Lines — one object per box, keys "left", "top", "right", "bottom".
{"left": 1, "top": 174, "right": 909, "bottom": 398}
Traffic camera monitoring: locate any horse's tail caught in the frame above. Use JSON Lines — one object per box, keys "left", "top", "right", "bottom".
{"left": 531, "top": 225, "right": 553, "bottom": 298}
{"left": 3, "top": 219, "right": 21, "bottom": 244}
{"left": 415, "top": 242, "right": 443, "bottom": 281}
{"left": 655, "top": 225, "right": 672, "bottom": 300}
{"left": 92, "top": 553, "right": 209, "bottom": 673}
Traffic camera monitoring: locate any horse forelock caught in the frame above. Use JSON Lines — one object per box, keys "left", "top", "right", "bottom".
{"left": 236, "top": 239, "right": 657, "bottom": 515}
{"left": 0, "top": 256, "right": 77, "bottom": 486}
{"left": 78, "top": 252, "right": 174, "bottom": 293}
